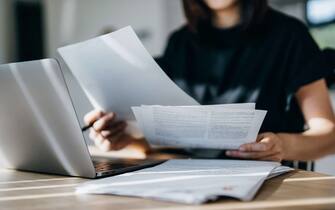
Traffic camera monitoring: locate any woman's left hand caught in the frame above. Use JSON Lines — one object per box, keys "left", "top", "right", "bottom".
{"left": 225, "top": 132, "right": 285, "bottom": 162}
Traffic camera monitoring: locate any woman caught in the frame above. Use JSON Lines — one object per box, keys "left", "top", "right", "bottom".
{"left": 84, "top": 0, "right": 335, "bottom": 163}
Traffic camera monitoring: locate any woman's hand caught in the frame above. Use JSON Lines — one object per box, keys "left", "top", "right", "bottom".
{"left": 225, "top": 132, "right": 285, "bottom": 162}
{"left": 84, "top": 110, "right": 134, "bottom": 151}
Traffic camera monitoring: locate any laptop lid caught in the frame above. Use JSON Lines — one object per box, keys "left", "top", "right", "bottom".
{"left": 0, "top": 59, "right": 96, "bottom": 178}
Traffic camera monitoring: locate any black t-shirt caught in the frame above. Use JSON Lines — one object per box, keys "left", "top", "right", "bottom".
{"left": 157, "top": 8, "right": 332, "bottom": 134}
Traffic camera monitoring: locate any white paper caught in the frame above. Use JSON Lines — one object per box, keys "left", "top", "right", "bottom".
{"left": 76, "top": 159, "right": 282, "bottom": 204}
{"left": 151, "top": 103, "right": 256, "bottom": 110}
{"left": 132, "top": 105, "right": 267, "bottom": 149}
{"left": 266, "top": 166, "right": 294, "bottom": 180}
{"left": 57, "top": 26, "right": 198, "bottom": 120}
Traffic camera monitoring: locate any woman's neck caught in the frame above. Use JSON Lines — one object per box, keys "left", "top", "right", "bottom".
{"left": 212, "top": 4, "right": 241, "bottom": 29}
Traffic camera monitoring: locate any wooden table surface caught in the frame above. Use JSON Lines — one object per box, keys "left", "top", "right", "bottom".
{"left": 1, "top": 167, "right": 335, "bottom": 210}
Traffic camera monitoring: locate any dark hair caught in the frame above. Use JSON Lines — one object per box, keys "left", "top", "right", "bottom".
{"left": 182, "top": 0, "right": 268, "bottom": 32}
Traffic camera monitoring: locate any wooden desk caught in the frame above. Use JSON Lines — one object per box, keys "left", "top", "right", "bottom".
{"left": 0, "top": 168, "right": 335, "bottom": 210}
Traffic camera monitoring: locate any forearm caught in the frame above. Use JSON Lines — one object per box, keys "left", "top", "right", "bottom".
{"left": 279, "top": 121, "right": 335, "bottom": 161}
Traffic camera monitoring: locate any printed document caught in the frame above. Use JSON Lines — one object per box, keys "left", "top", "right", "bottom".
{"left": 77, "top": 159, "right": 292, "bottom": 204}
{"left": 132, "top": 104, "right": 267, "bottom": 149}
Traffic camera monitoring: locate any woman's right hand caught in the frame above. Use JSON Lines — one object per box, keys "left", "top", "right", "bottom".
{"left": 84, "top": 110, "right": 130, "bottom": 151}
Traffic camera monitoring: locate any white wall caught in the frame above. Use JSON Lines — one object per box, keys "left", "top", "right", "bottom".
{"left": 44, "top": 0, "right": 170, "bottom": 58}
{"left": 164, "top": 0, "right": 185, "bottom": 35}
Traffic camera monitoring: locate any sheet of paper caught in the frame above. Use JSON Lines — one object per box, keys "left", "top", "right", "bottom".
{"left": 133, "top": 103, "right": 256, "bottom": 142}
{"left": 266, "top": 166, "right": 294, "bottom": 180}
{"left": 57, "top": 26, "right": 198, "bottom": 120}
{"left": 76, "top": 159, "right": 281, "bottom": 204}
{"left": 150, "top": 103, "right": 256, "bottom": 110}
{"left": 132, "top": 105, "right": 267, "bottom": 149}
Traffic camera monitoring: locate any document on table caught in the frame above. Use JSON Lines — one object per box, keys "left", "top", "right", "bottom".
{"left": 76, "top": 159, "right": 292, "bottom": 204}
{"left": 57, "top": 26, "right": 198, "bottom": 120}
{"left": 132, "top": 104, "right": 267, "bottom": 149}
{"left": 267, "top": 165, "right": 294, "bottom": 180}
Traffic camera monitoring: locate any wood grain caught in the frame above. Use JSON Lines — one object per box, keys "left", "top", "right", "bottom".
{"left": 0, "top": 167, "right": 335, "bottom": 210}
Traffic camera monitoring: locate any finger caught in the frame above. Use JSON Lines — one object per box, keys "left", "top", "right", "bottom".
{"left": 91, "top": 130, "right": 105, "bottom": 145}
{"left": 259, "top": 152, "right": 282, "bottom": 162}
{"left": 239, "top": 141, "right": 273, "bottom": 152}
{"left": 94, "top": 132, "right": 121, "bottom": 152}
{"left": 105, "top": 132, "right": 125, "bottom": 151}
{"left": 256, "top": 133, "right": 265, "bottom": 142}
{"left": 93, "top": 113, "right": 117, "bottom": 132}
{"left": 90, "top": 127, "right": 122, "bottom": 152}
{"left": 256, "top": 132, "right": 274, "bottom": 142}
{"left": 100, "top": 122, "right": 127, "bottom": 138}
{"left": 257, "top": 137, "right": 276, "bottom": 151}
{"left": 84, "top": 110, "right": 106, "bottom": 126}
{"left": 226, "top": 151, "right": 271, "bottom": 159}
{"left": 89, "top": 129, "right": 100, "bottom": 142}
{"left": 97, "top": 139, "right": 113, "bottom": 152}
{"left": 94, "top": 133, "right": 123, "bottom": 152}
{"left": 112, "top": 135, "right": 133, "bottom": 151}
{"left": 94, "top": 139, "right": 104, "bottom": 150}
{"left": 226, "top": 150, "right": 275, "bottom": 159}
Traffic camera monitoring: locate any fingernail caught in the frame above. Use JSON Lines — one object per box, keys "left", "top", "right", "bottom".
{"left": 239, "top": 147, "right": 246, "bottom": 151}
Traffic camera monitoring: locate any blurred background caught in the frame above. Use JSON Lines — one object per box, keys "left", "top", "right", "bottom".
{"left": 0, "top": 0, "right": 334, "bottom": 174}
{"left": 1, "top": 0, "right": 335, "bottom": 62}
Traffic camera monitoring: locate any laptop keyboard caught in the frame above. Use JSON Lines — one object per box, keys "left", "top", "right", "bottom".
{"left": 92, "top": 158, "right": 165, "bottom": 177}
{"left": 93, "top": 160, "right": 138, "bottom": 172}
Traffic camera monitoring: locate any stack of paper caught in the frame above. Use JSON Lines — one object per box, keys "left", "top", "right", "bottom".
{"left": 76, "top": 159, "right": 293, "bottom": 204}
{"left": 132, "top": 103, "right": 267, "bottom": 149}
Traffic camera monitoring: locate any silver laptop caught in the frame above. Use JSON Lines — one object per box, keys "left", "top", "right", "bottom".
{"left": 0, "top": 59, "right": 162, "bottom": 178}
